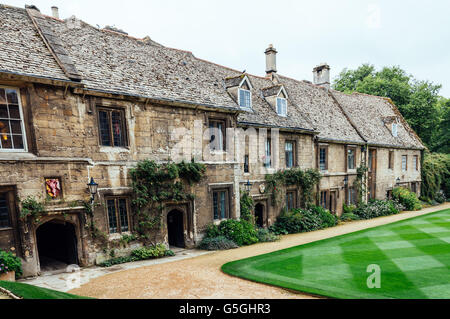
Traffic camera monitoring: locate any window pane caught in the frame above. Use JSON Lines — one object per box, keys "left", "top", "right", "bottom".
{"left": 265, "top": 139, "right": 271, "bottom": 167}
{"left": 12, "top": 135, "right": 24, "bottom": 149}
{"left": 5, "top": 89, "right": 18, "bottom": 104}
{"left": 244, "top": 155, "right": 249, "bottom": 173}
{"left": 118, "top": 199, "right": 129, "bottom": 232}
{"left": 8, "top": 105, "right": 20, "bottom": 119}
{"left": 213, "top": 192, "right": 219, "bottom": 220}
{"left": 0, "top": 89, "right": 6, "bottom": 104}
{"left": 10, "top": 120, "right": 22, "bottom": 134}
{"left": 1, "top": 134, "right": 12, "bottom": 149}
{"left": 0, "top": 120, "right": 10, "bottom": 135}
{"left": 239, "top": 90, "right": 251, "bottom": 108}
{"left": 220, "top": 191, "right": 226, "bottom": 219}
{"left": 0, "top": 194, "right": 11, "bottom": 228}
{"left": 98, "top": 111, "right": 111, "bottom": 146}
{"left": 348, "top": 149, "right": 355, "bottom": 169}
{"left": 111, "top": 111, "right": 124, "bottom": 147}
{"left": 107, "top": 199, "right": 118, "bottom": 233}
{"left": 320, "top": 148, "right": 326, "bottom": 170}
{"left": 0, "top": 105, "right": 7, "bottom": 118}
{"left": 286, "top": 142, "right": 293, "bottom": 168}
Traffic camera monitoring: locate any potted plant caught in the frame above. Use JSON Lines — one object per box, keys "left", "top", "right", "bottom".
{"left": 0, "top": 250, "right": 22, "bottom": 282}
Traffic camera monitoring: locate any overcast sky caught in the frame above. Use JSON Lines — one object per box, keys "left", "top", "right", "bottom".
{"left": 4, "top": 0, "right": 450, "bottom": 97}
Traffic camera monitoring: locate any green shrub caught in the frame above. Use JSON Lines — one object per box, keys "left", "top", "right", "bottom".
{"left": 340, "top": 212, "right": 361, "bottom": 221}
{"left": 310, "top": 205, "right": 338, "bottom": 228}
{"left": 343, "top": 204, "right": 357, "bottom": 215}
{"left": 393, "top": 187, "right": 422, "bottom": 211}
{"left": 204, "top": 224, "right": 220, "bottom": 239}
{"left": 256, "top": 228, "right": 280, "bottom": 242}
{"left": 98, "top": 244, "right": 174, "bottom": 267}
{"left": 218, "top": 219, "right": 259, "bottom": 246}
{"left": 269, "top": 205, "right": 337, "bottom": 235}
{"left": 0, "top": 250, "right": 22, "bottom": 278}
{"left": 198, "top": 236, "right": 239, "bottom": 250}
{"left": 354, "top": 199, "right": 403, "bottom": 220}
{"left": 435, "top": 191, "right": 446, "bottom": 204}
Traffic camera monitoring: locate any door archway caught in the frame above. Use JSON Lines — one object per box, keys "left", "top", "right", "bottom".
{"left": 167, "top": 210, "right": 185, "bottom": 248}
{"left": 254, "top": 203, "right": 265, "bottom": 228}
{"left": 36, "top": 220, "right": 78, "bottom": 272}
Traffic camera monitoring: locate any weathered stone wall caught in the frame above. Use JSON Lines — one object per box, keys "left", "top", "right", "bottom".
{"left": 375, "top": 147, "right": 422, "bottom": 199}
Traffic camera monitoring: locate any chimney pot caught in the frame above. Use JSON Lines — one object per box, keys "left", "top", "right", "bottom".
{"left": 51, "top": 6, "right": 59, "bottom": 19}
{"left": 265, "top": 44, "right": 278, "bottom": 76}
{"left": 313, "top": 63, "right": 331, "bottom": 90}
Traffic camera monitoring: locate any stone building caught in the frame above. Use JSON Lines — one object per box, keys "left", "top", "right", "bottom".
{"left": 0, "top": 4, "right": 424, "bottom": 277}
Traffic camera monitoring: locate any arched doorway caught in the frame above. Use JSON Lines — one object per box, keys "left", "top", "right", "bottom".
{"left": 254, "top": 203, "right": 265, "bottom": 228}
{"left": 36, "top": 220, "right": 78, "bottom": 272}
{"left": 167, "top": 210, "right": 185, "bottom": 248}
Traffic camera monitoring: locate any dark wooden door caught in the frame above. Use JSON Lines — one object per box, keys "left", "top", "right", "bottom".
{"left": 167, "top": 210, "right": 185, "bottom": 248}
{"left": 0, "top": 187, "right": 21, "bottom": 255}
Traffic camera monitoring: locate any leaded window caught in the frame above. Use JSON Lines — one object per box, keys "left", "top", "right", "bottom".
{"left": 213, "top": 189, "right": 229, "bottom": 220}
{"left": 285, "top": 141, "right": 294, "bottom": 168}
{"left": 264, "top": 138, "right": 272, "bottom": 168}
{"left": 286, "top": 191, "right": 296, "bottom": 210}
{"left": 0, "top": 88, "right": 26, "bottom": 151}
{"left": 277, "top": 97, "right": 287, "bottom": 116}
{"left": 106, "top": 197, "right": 130, "bottom": 234}
{"left": 98, "top": 108, "right": 127, "bottom": 147}
{"left": 209, "top": 120, "right": 225, "bottom": 151}
{"left": 402, "top": 155, "right": 408, "bottom": 171}
{"left": 347, "top": 148, "right": 355, "bottom": 170}
{"left": 319, "top": 147, "right": 328, "bottom": 171}
{"left": 239, "top": 89, "right": 251, "bottom": 108}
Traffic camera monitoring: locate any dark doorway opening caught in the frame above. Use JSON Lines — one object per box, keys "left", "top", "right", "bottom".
{"left": 254, "top": 203, "right": 264, "bottom": 228}
{"left": 36, "top": 221, "right": 78, "bottom": 272}
{"left": 167, "top": 210, "right": 185, "bottom": 248}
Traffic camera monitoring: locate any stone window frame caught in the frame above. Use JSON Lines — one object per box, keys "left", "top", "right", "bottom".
{"left": 413, "top": 155, "right": 419, "bottom": 171}
{"left": 347, "top": 186, "right": 357, "bottom": 206}
{"left": 285, "top": 140, "right": 297, "bottom": 168}
{"left": 96, "top": 105, "right": 129, "bottom": 148}
{"left": 388, "top": 150, "right": 395, "bottom": 170}
{"left": 211, "top": 187, "right": 232, "bottom": 221}
{"left": 208, "top": 118, "right": 226, "bottom": 152}
{"left": 319, "top": 145, "right": 329, "bottom": 171}
{"left": 105, "top": 196, "right": 132, "bottom": 235}
{"left": 346, "top": 146, "right": 356, "bottom": 171}
{"left": 0, "top": 86, "right": 28, "bottom": 153}
{"left": 401, "top": 155, "right": 408, "bottom": 172}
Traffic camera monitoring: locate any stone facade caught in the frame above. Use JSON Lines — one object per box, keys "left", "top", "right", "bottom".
{"left": 0, "top": 4, "right": 425, "bottom": 278}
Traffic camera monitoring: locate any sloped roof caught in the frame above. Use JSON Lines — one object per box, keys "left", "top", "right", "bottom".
{"left": 0, "top": 5, "right": 69, "bottom": 82}
{"left": 332, "top": 91, "right": 424, "bottom": 149}
{"left": 278, "top": 75, "right": 365, "bottom": 144}
{"left": 0, "top": 5, "right": 424, "bottom": 149}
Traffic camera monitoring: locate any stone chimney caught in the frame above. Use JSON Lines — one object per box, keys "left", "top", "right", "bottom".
{"left": 265, "top": 44, "right": 278, "bottom": 76}
{"left": 313, "top": 63, "right": 330, "bottom": 90}
{"left": 51, "top": 6, "right": 59, "bottom": 19}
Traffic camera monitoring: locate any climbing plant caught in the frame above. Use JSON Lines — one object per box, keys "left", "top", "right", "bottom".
{"left": 353, "top": 164, "right": 368, "bottom": 204}
{"left": 240, "top": 191, "right": 255, "bottom": 223}
{"left": 129, "top": 159, "right": 206, "bottom": 243}
{"left": 19, "top": 197, "right": 46, "bottom": 223}
{"left": 265, "top": 168, "right": 322, "bottom": 208}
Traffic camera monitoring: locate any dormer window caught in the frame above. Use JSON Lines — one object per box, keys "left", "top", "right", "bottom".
{"left": 392, "top": 123, "right": 398, "bottom": 137}
{"left": 276, "top": 97, "right": 287, "bottom": 116}
{"left": 239, "top": 88, "right": 252, "bottom": 109}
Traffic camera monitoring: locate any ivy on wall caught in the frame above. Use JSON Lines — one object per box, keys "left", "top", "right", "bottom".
{"left": 129, "top": 159, "right": 206, "bottom": 244}
{"left": 265, "top": 168, "right": 322, "bottom": 208}
{"left": 354, "top": 164, "right": 368, "bottom": 204}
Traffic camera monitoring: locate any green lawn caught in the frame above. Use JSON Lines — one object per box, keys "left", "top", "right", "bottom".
{"left": 222, "top": 209, "right": 450, "bottom": 299}
{"left": 0, "top": 280, "right": 90, "bottom": 299}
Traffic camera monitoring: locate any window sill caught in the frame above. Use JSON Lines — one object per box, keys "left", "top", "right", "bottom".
{"left": 108, "top": 231, "right": 132, "bottom": 241}
{"left": 99, "top": 146, "right": 130, "bottom": 154}
{"left": 0, "top": 152, "right": 34, "bottom": 161}
{"left": 213, "top": 218, "right": 230, "bottom": 225}
{"left": 0, "top": 227, "right": 13, "bottom": 232}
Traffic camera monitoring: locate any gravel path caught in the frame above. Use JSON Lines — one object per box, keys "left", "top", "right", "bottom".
{"left": 69, "top": 203, "right": 449, "bottom": 299}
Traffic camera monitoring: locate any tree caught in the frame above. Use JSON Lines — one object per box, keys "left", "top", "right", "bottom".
{"left": 333, "top": 65, "right": 444, "bottom": 150}
{"left": 432, "top": 98, "right": 450, "bottom": 153}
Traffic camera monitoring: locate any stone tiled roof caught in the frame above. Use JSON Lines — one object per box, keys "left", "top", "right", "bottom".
{"left": 278, "top": 75, "right": 365, "bottom": 144}
{"left": 236, "top": 75, "right": 315, "bottom": 132}
{"left": 0, "top": 5, "right": 424, "bottom": 149}
{"left": 331, "top": 91, "right": 424, "bottom": 149}
{"left": 0, "top": 5, "right": 69, "bottom": 82}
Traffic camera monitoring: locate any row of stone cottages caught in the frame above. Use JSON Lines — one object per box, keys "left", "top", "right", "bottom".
{"left": 0, "top": 5, "right": 424, "bottom": 276}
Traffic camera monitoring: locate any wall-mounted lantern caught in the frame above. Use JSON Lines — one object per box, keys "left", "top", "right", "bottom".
{"left": 396, "top": 177, "right": 401, "bottom": 186}
{"left": 87, "top": 177, "right": 99, "bottom": 203}
{"left": 245, "top": 179, "right": 253, "bottom": 193}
